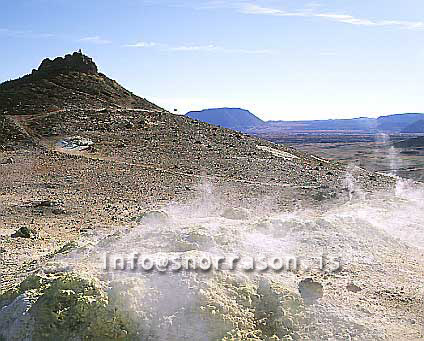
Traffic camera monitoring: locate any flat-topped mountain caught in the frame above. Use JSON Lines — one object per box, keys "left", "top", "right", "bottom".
{"left": 186, "top": 108, "right": 264, "bottom": 131}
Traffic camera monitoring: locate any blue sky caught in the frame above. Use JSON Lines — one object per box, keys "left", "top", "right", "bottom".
{"left": 1, "top": 0, "right": 423, "bottom": 120}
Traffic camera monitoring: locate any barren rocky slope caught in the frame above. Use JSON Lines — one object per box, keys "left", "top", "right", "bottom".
{"left": 1, "top": 53, "right": 424, "bottom": 340}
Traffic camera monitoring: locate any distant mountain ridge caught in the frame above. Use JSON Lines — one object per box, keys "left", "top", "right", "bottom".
{"left": 377, "top": 113, "right": 424, "bottom": 132}
{"left": 186, "top": 107, "right": 424, "bottom": 134}
{"left": 247, "top": 113, "right": 424, "bottom": 135}
{"left": 402, "top": 119, "right": 424, "bottom": 133}
{"left": 186, "top": 108, "right": 264, "bottom": 130}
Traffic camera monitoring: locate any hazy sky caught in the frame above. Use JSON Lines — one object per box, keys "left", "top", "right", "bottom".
{"left": 1, "top": 0, "right": 423, "bottom": 120}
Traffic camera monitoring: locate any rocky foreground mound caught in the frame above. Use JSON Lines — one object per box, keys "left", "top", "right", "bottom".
{"left": 2, "top": 183, "right": 424, "bottom": 340}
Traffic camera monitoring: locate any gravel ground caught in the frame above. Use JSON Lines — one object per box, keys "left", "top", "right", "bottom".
{"left": 3, "top": 108, "right": 419, "bottom": 340}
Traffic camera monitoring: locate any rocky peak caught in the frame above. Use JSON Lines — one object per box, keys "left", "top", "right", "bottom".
{"left": 33, "top": 50, "right": 98, "bottom": 75}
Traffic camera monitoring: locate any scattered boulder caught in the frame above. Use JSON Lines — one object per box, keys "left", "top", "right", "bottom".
{"left": 1, "top": 157, "right": 14, "bottom": 165}
{"left": 55, "top": 241, "right": 80, "bottom": 255}
{"left": 31, "top": 200, "right": 66, "bottom": 215}
{"left": 254, "top": 279, "right": 306, "bottom": 339}
{"left": 33, "top": 200, "right": 60, "bottom": 208}
{"left": 135, "top": 210, "right": 169, "bottom": 225}
{"left": 312, "top": 188, "right": 338, "bottom": 201}
{"left": 179, "top": 225, "right": 216, "bottom": 249}
{"left": 221, "top": 207, "right": 250, "bottom": 220}
{"left": 11, "top": 226, "right": 38, "bottom": 239}
{"left": 298, "top": 278, "right": 323, "bottom": 305}
{"left": 347, "top": 283, "right": 362, "bottom": 293}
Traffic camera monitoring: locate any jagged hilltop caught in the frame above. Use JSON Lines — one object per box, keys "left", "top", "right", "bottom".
{"left": 0, "top": 51, "right": 161, "bottom": 117}
{"left": 33, "top": 51, "right": 98, "bottom": 75}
